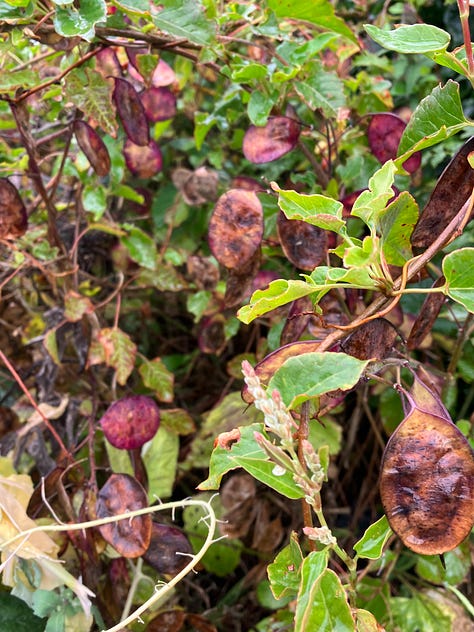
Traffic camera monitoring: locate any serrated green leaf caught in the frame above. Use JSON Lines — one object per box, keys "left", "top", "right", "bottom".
{"left": 142, "top": 426, "right": 179, "bottom": 500}
{"left": 268, "top": 0, "right": 357, "bottom": 43}
{"left": 268, "top": 534, "right": 303, "bottom": 599}
{"left": 0, "top": 69, "right": 39, "bottom": 92}
{"left": 96, "top": 327, "right": 137, "bottom": 385}
{"left": 364, "top": 23, "right": 450, "bottom": 54}
{"left": 398, "top": 81, "right": 472, "bottom": 158}
{"left": 232, "top": 62, "right": 267, "bottom": 82}
{"left": 248, "top": 90, "right": 277, "bottom": 126}
{"left": 390, "top": 593, "right": 453, "bottom": 632}
{"left": 0, "top": 593, "right": 46, "bottom": 632}
{"left": 237, "top": 279, "right": 320, "bottom": 324}
{"left": 442, "top": 248, "right": 474, "bottom": 313}
{"left": 295, "top": 68, "right": 345, "bottom": 117}
{"left": 82, "top": 184, "right": 107, "bottom": 219}
{"left": 378, "top": 191, "right": 418, "bottom": 265}
{"left": 198, "top": 423, "right": 305, "bottom": 499}
{"left": 139, "top": 357, "right": 174, "bottom": 402}
{"left": 295, "top": 556, "right": 354, "bottom": 632}
{"left": 64, "top": 68, "right": 116, "bottom": 136}
{"left": 269, "top": 352, "right": 369, "bottom": 409}
{"left": 353, "top": 515, "right": 392, "bottom": 560}
{"left": 153, "top": 0, "right": 216, "bottom": 46}
{"left": 273, "top": 183, "right": 345, "bottom": 232}
{"left": 54, "top": 0, "right": 106, "bottom": 42}
{"left": 121, "top": 225, "right": 158, "bottom": 270}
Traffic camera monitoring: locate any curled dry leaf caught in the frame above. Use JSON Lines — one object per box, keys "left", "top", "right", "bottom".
{"left": 407, "top": 278, "right": 446, "bottom": 350}
{"left": 243, "top": 116, "right": 300, "bottom": 164}
{"left": 96, "top": 473, "right": 152, "bottom": 558}
{"left": 172, "top": 166, "right": 219, "bottom": 205}
{"left": 341, "top": 318, "right": 398, "bottom": 360}
{"left": 113, "top": 77, "right": 150, "bottom": 146}
{"left": 124, "top": 138, "right": 163, "bottom": 178}
{"left": 277, "top": 211, "right": 328, "bottom": 270}
{"left": 74, "top": 120, "right": 111, "bottom": 177}
{"left": 208, "top": 189, "right": 263, "bottom": 269}
{"left": 0, "top": 178, "right": 27, "bottom": 239}
{"left": 198, "top": 314, "right": 227, "bottom": 355}
{"left": 141, "top": 87, "right": 177, "bottom": 122}
{"left": 380, "top": 384, "right": 474, "bottom": 555}
{"left": 367, "top": 112, "right": 421, "bottom": 173}
{"left": 143, "top": 522, "right": 193, "bottom": 575}
{"left": 411, "top": 136, "right": 474, "bottom": 249}
{"left": 99, "top": 395, "right": 160, "bottom": 450}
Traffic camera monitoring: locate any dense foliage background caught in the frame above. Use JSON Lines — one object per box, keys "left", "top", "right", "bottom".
{"left": 0, "top": 1, "right": 473, "bottom": 631}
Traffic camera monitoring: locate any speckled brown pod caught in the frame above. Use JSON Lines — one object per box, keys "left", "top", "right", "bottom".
{"left": 380, "top": 404, "right": 474, "bottom": 555}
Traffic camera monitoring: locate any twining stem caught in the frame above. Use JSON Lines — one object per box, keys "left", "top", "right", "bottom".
{"left": 457, "top": 0, "right": 474, "bottom": 75}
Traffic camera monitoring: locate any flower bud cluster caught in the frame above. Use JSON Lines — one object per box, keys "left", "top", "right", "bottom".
{"left": 303, "top": 526, "right": 336, "bottom": 547}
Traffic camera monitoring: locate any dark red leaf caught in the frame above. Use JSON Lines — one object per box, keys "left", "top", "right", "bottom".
{"left": 0, "top": 178, "right": 27, "bottom": 239}
{"left": 367, "top": 112, "right": 421, "bottom": 173}
{"left": 243, "top": 116, "right": 300, "bottom": 164}
{"left": 411, "top": 136, "right": 474, "bottom": 249}
{"left": 74, "top": 120, "right": 111, "bottom": 177}
{"left": 99, "top": 395, "right": 160, "bottom": 450}
{"left": 124, "top": 138, "right": 163, "bottom": 178}
{"left": 151, "top": 59, "right": 177, "bottom": 87}
{"left": 113, "top": 77, "right": 150, "bottom": 146}
{"left": 141, "top": 87, "right": 176, "bottom": 122}
{"left": 341, "top": 318, "right": 398, "bottom": 360}
{"left": 143, "top": 522, "right": 193, "bottom": 575}
{"left": 277, "top": 211, "right": 328, "bottom": 270}
{"left": 96, "top": 473, "right": 152, "bottom": 558}
{"left": 208, "top": 189, "right": 263, "bottom": 269}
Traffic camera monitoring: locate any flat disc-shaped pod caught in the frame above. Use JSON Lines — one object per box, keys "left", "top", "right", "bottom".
{"left": 243, "top": 116, "right": 300, "bottom": 164}
{"left": 74, "top": 120, "right": 111, "bottom": 177}
{"left": 341, "top": 318, "right": 398, "bottom": 360}
{"left": 380, "top": 409, "right": 474, "bottom": 554}
{"left": 367, "top": 113, "right": 421, "bottom": 173}
{"left": 277, "top": 211, "right": 328, "bottom": 270}
{"left": 124, "top": 138, "right": 163, "bottom": 178}
{"left": 96, "top": 473, "right": 152, "bottom": 558}
{"left": 0, "top": 178, "right": 27, "bottom": 239}
{"left": 208, "top": 189, "right": 263, "bottom": 269}
{"left": 113, "top": 77, "right": 150, "bottom": 146}
{"left": 141, "top": 87, "right": 177, "bottom": 122}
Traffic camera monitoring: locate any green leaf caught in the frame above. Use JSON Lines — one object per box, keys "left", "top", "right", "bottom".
{"left": 442, "top": 248, "right": 474, "bottom": 313}
{"left": 295, "top": 556, "right": 354, "bottom": 632}
{"left": 160, "top": 408, "right": 196, "bottom": 435}
{"left": 268, "top": 352, "right": 369, "bottom": 409}
{"left": 268, "top": 0, "right": 357, "bottom": 43}
{"left": 268, "top": 533, "right": 303, "bottom": 599}
{"left": 364, "top": 23, "right": 450, "bottom": 54}
{"left": 142, "top": 426, "right": 179, "bottom": 500}
{"left": 0, "top": 0, "right": 33, "bottom": 19}
{"left": 351, "top": 161, "right": 397, "bottom": 229}
{"left": 415, "top": 555, "right": 445, "bottom": 584}
{"left": 444, "top": 542, "right": 471, "bottom": 586}
{"left": 121, "top": 225, "right": 158, "bottom": 270}
{"left": 0, "top": 593, "right": 46, "bottom": 632}
{"left": 295, "top": 68, "right": 345, "bottom": 117}
{"left": 232, "top": 62, "right": 267, "bottom": 82}
{"left": 0, "top": 69, "right": 39, "bottom": 92}
{"left": 398, "top": 81, "right": 472, "bottom": 158}
{"left": 378, "top": 191, "right": 418, "bottom": 265}
{"left": 43, "top": 330, "right": 60, "bottom": 364}
{"left": 308, "top": 417, "right": 342, "bottom": 455}
{"left": 248, "top": 90, "right": 277, "bottom": 126}
{"left": 64, "top": 291, "right": 93, "bottom": 322}
{"left": 54, "top": 0, "right": 106, "bottom": 42}
{"left": 32, "top": 589, "right": 60, "bottom": 618}
{"left": 198, "top": 423, "right": 305, "bottom": 499}
{"left": 428, "top": 49, "right": 470, "bottom": 78}
{"left": 64, "top": 68, "right": 116, "bottom": 136}
{"left": 82, "top": 184, "right": 107, "bottom": 220}
{"left": 237, "top": 279, "right": 319, "bottom": 324}
{"left": 353, "top": 515, "right": 392, "bottom": 560}
{"left": 94, "top": 327, "right": 137, "bottom": 385}
{"left": 153, "top": 0, "right": 216, "bottom": 46}
{"left": 390, "top": 594, "right": 453, "bottom": 632}
{"left": 355, "top": 609, "right": 382, "bottom": 631}
{"left": 105, "top": 442, "right": 133, "bottom": 476}
{"left": 113, "top": 0, "right": 150, "bottom": 14}
{"left": 139, "top": 357, "right": 174, "bottom": 403}
{"left": 274, "top": 183, "right": 345, "bottom": 232}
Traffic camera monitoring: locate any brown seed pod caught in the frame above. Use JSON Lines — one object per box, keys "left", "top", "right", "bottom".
{"left": 0, "top": 178, "right": 27, "bottom": 239}
{"left": 124, "top": 138, "right": 163, "bottom": 178}
{"left": 74, "top": 120, "right": 111, "bottom": 177}
{"left": 208, "top": 189, "right": 263, "bottom": 269}
{"left": 99, "top": 395, "right": 160, "bottom": 450}
{"left": 277, "top": 211, "right": 328, "bottom": 271}
{"left": 380, "top": 401, "right": 474, "bottom": 555}
{"left": 96, "top": 473, "right": 152, "bottom": 558}
{"left": 367, "top": 113, "right": 421, "bottom": 173}
{"left": 243, "top": 116, "right": 300, "bottom": 164}
{"left": 143, "top": 522, "right": 193, "bottom": 575}
{"left": 113, "top": 77, "right": 150, "bottom": 146}
{"left": 141, "top": 87, "right": 177, "bottom": 123}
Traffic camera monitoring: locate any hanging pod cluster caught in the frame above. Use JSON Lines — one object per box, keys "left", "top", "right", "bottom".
{"left": 380, "top": 373, "right": 474, "bottom": 555}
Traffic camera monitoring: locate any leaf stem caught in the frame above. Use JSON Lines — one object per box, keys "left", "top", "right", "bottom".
{"left": 298, "top": 401, "right": 316, "bottom": 551}
{"left": 457, "top": 0, "right": 474, "bottom": 75}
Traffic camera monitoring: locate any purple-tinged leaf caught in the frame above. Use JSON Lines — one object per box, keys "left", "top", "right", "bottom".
{"left": 243, "top": 116, "right": 300, "bottom": 164}
{"left": 124, "top": 138, "right": 163, "bottom": 178}
{"left": 141, "top": 87, "right": 177, "bottom": 122}
{"left": 368, "top": 113, "right": 421, "bottom": 173}
{"left": 113, "top": 77, "right": 150, "bottom": 146}
{"left": 74, "top": 120, "right": 111, "bottom": 176}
